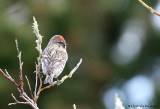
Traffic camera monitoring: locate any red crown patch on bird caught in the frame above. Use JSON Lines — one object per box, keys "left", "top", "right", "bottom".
{"left": 58, "top": 36, "right": 64, "bottom": 41}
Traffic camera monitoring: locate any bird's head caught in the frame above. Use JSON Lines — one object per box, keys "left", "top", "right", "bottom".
{"left": 50, "top": 35, "right": 67, "bottom": 48}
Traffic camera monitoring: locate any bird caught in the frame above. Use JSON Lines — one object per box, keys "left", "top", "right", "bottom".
{"left": 41, "top": 35, "right": 68, "bottom": 85}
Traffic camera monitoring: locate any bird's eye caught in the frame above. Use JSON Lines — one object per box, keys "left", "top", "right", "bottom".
{"left": 58, "top": 42, "right": 63, "bottom": 44}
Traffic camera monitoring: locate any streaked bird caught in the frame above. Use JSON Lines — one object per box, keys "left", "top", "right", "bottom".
{"left": 41, "top": 35, "right": 68, "bottom": 85}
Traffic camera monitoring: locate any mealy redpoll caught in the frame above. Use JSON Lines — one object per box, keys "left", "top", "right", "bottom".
{"left": 41, "top": 35, "right": 68, "bottom": 85}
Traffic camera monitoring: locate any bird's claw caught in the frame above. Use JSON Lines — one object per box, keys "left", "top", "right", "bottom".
{"left": 57, "top": 79, "right": 61, "bottom": 86}
{"left": 38, "top": 72, "right": 43, "bottom": 78}
{"left": 49, "top": 81, "right": 55, "bottom": 86}
{"left": 35, "top": 72, "right": 43, "bottom": 79}
{"left": 50, "top": 82, "right": 55, "bottom": 86}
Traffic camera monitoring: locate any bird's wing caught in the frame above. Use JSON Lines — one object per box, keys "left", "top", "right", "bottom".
{"left": 41, "top": 47, "right": 56, "bottom": 75}
{"left": 42, "top": 47, "right": 68, "bottom": 76}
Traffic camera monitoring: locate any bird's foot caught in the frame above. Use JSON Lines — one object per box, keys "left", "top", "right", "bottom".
{"left": 57, "top": 78, "right": 61, "bottom": 86}
{"left": 37, "top": 72, "right": 43, "bottom": 78}
{"left": 50, "top": 82, "right": 55, "bottom": 86}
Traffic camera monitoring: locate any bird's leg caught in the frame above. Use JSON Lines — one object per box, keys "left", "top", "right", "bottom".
{"left": 49, "top": 80, "right": 55, "bottom": 86}
{"left": 50, "top": 82, "right": 55, "bottom": 86}
{"left": 37, "top": 72, "right": 43, "bottom": 78}
{"left": 49, "top": 76, "right": 54, "bottom": 86}
{"left": 56, "top": 78, "right": 61, "bottom": 86}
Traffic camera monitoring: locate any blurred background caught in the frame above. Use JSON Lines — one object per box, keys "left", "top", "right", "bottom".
{"left": 0, "top": 0, "right": 160, "bottom": 109}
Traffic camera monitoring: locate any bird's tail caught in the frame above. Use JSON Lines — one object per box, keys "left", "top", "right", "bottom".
{"left": 44, "top": 75, "right": 51, "bottom": 84}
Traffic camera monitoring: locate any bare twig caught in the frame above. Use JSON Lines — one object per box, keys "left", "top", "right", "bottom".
{"left": 138, "top": 0, "right": 160, "bottom": 16}
{"left": 34, "top": 63, "right": 38, "bottom": 98}
{"left": 5, "top": 69, "right": 13, "bottom": 80}
{"left": 9, "top": 93, "right": 39, "bottom": 109}
{"left": 15, "top": 39, "right": 24, "bottom": 93}
{"left": 0, "top": 69, "right": 19, "bottom": 87}
{"left": 34, "top": 77, "right": 42, "bottom": 102}
{"left": 0, "top": 39, "right": 39, "bottom": 109}
{"left": 8, "top": 93, "right": 30, "bottom": 106}
{"left": 25, "top": 75, "right": 34, "bottom": 102}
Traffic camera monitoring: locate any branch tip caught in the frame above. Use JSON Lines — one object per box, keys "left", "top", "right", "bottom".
{"left": 73, "top": 104, "right": 76, "bottom": 109}
{"left": 138, "top": 0, "right": 160, "bottom": 17}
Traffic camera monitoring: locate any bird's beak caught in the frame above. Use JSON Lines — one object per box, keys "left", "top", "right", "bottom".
{"left": 63, "top": 42, "right": 68, "bottom": 45}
